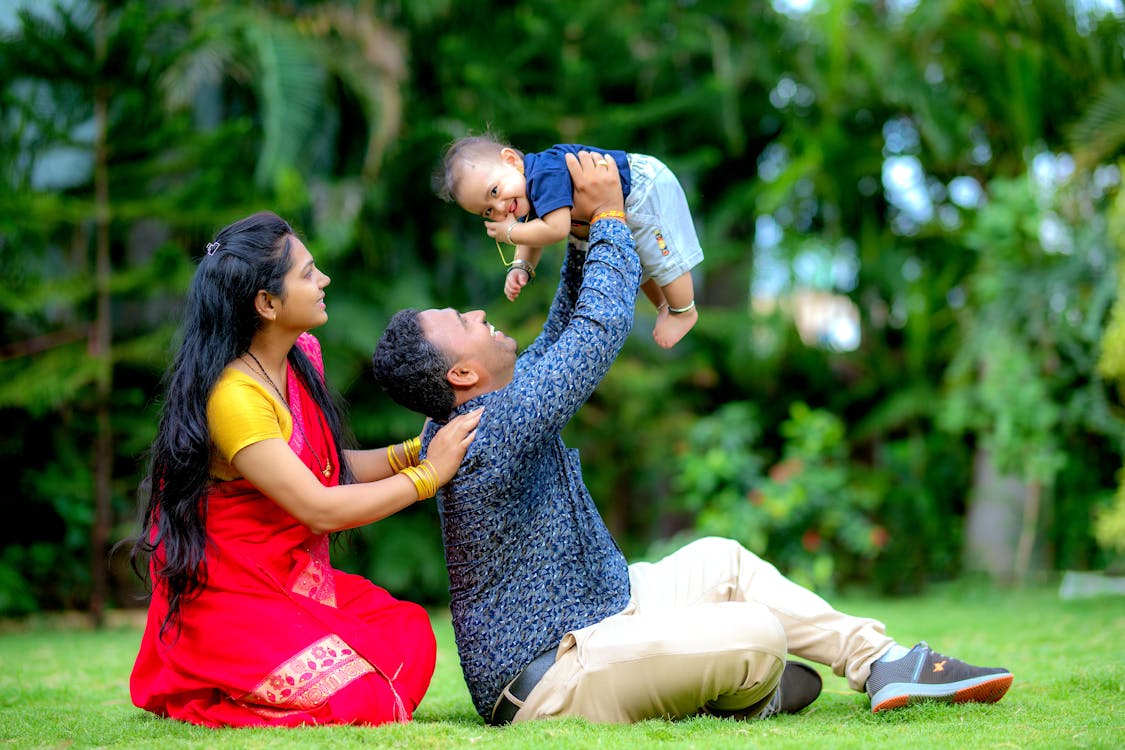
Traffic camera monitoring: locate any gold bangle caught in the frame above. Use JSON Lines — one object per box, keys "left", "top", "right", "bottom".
{"left": 387, "top": 443, "right": 405, "bottom": 472}
{"left": 400, "top": 459, "right": 439, "bottom": 500}
{"left": 591, "top": 210, "right": 626, "bottom": 224}
{"left": 389, "top": 436, "right": 422, "bottom": 473}
{"left": 403, "top": 436, "right": 421, "bottom": 465}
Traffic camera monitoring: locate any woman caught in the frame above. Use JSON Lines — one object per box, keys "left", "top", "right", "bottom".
{"left": 129, "top": 211, "right": 481, "bottom": 727}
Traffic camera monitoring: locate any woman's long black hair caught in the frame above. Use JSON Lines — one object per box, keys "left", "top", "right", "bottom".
{"left": 131, "top": 211, "right": 353, "bottom": 640}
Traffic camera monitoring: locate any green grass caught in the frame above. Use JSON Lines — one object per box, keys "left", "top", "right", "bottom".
{"left": 1, "top": 583, "right": 1122, "bottom": 749}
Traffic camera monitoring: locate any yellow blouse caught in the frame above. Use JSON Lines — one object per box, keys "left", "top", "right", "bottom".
{"left": 207, "top": 369, "right": 293, "bottom": 481}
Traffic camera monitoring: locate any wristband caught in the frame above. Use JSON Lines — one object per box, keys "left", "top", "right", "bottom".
{"left": 591, "top": 209, "right": 626, "bottom": 224}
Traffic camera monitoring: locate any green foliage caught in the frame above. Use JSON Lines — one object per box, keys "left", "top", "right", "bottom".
{"left": 1094, "top": 171, "right": 1125, "bottom": 562}
{"left": 332, "top": 506, "right": 451, "bottom": 606}
{"left": 868, "top": 433, "right": 969, "bottom": 593}
{"left": 0, "top": 548, "right": 41, "bottom": 615}
{"left": 0, "top": 542, "right": 85, "bottom": 616}
{"left": 566, "top": 348, "right": 702, "bottom": 550}
{"left": 3, "top": 0, "right": 1125, "bottom": 614}
{"left": 1069, "top": 82, "right": 1125, "bottom": 170}
{"left": 662, "top": 401, "right": 886, "bottom": 592}
{"left": 670, "top": 400, "right": 767, "bottom": 545}
{"left": 940, "top": 327, "right": 1063, "bottom": 483}
{"left": 939, "top": 172, "right": 1121, "bottom": 570}
{"left": 1094, "top": 482, "right": 1125, "bottom": 563}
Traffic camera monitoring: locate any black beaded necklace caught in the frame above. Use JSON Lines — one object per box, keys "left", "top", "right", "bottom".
{"left": 243, "top": 350, "right": 333, "bottom": 479}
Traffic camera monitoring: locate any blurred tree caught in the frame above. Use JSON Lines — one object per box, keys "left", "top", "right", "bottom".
{"left": 1, "top": 0, "right": 208, "bottom": 623}
{"left": 1090, "top": 103, "right": 1125, "bottom": 571}
{"left": 3, "top": 0, "right": 1125, "bottom": 615}
{"left": 939, "top": 172, "right": 1119, "bottom": 580}
{"left": 0, "top": 0, "right": 412, "bottom": 617}
{"left": 737, "top": 0, "right": 1125, "bottom": 584}
{"left": 0, "top": 0, "right": 411, "bottom": 616}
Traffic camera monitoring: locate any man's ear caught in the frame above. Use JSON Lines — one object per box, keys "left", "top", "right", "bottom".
{"left": 253, "top": 290, "right": 277, "bottom": 321}
{"left": 446, "top": 362, "right": 480, "bottom": 388}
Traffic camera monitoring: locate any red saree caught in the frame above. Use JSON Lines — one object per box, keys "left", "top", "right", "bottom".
{"left": 131, "top": 334, "right": 436, "bottom": 727}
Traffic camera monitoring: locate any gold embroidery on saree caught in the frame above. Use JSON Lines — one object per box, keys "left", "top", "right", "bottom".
{"left": 290, "top": 537, "right": 337, "bottom": 606}
{"left": 243, "top": 634, "right": 374, "bottom": 710}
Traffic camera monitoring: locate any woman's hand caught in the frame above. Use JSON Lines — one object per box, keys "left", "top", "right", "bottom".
{"left": 426, "top": 407, "right": 483, "bottom": 485}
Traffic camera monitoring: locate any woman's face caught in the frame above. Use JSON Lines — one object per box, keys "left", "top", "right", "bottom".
{"left": 274, "top": 236, "right": 330, "bottom": 332}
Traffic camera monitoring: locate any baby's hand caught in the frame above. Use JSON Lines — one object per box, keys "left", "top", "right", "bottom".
{"left": 485, "top": 215, "right": 517, "bottom": 241}
{"left": 505, "top": 268, "right": 530, "bottom": 301}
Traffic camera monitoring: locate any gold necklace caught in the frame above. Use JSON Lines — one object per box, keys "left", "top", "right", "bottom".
{"left": 243, "top": 350, "right": 333, "bottom": 479}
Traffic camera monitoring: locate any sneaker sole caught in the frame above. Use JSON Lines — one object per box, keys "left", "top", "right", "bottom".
{"left": 870, "top": 673, "right": 1013, "bottom": 712}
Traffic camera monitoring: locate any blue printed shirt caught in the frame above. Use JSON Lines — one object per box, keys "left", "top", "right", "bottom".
{"left": 421, "top": 219, "right": 640, "bottom": 719}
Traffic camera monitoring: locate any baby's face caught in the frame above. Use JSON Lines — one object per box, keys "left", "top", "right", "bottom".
{"left": 454, "top": 154, "right": 530, "bottom": 220}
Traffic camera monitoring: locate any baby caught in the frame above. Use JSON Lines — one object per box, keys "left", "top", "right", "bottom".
{"left": 437, "top": 135, "right": 704, "bottom": 349}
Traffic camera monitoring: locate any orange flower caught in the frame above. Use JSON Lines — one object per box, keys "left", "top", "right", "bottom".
{"left": 769, "top": 458, "right": 804, "bottom": 483}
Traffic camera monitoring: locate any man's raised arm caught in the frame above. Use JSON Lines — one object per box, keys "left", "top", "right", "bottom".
{"left": 520, "top": 151, "right": 631, "bottom": 367}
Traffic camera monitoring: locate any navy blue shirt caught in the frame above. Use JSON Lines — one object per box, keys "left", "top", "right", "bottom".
{"left": 523, "top": 144, "right": 632, "bottom": 220}
{"left": 421, "top": 219, "right": 640, "bottom": 718}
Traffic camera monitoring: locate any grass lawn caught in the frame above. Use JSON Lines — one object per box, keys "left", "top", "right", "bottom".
{"left": 1, "top": 582, "right": 1122, "bottom": 749}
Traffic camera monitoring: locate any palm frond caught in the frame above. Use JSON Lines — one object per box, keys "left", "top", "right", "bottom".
{"left": 306, "top": 5, "right": 406, "bottom": 181}
{"left": 247, "top": 18, "right": 327, "bottom": 189}
{"left": 1068, "top": 80, "right": 1125, "bottom": 169}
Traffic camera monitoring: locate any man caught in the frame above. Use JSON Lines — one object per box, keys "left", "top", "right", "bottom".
{"left": 372, "top": 151, "right": 1012, "bottom": 725}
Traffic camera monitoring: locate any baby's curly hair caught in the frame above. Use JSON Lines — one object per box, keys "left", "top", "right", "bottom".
{"left": 433, "top": 129, "right": 524, "bottom": 203}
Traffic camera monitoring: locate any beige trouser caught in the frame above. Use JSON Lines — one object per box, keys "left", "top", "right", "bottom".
{"left": 512, "top": 536, "right": 893, "bottom": 723}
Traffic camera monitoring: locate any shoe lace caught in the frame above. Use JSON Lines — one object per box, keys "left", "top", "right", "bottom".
{"left": 926, "top": 647, "right": 974, "bottom": 671}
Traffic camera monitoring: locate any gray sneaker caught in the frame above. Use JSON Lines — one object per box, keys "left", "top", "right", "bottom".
{"left": 866, "top": 642, "right": 1013, "bottom": 712}
{"left": 758, "top": 660, "right": 823, "bottom": 718}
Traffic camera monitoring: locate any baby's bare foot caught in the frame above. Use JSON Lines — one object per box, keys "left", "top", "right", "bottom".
{"left": 654, "top": 304, "right": 698, "bottom": 348}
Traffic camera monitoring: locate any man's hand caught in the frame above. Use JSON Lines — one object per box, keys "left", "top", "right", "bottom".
{"left": 566, "top": 151, "right": 624, "bottom": 223}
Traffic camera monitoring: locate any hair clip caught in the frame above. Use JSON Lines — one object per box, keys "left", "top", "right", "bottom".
{"left": 206, "top": 241, "right": 221, "bottom": 256}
